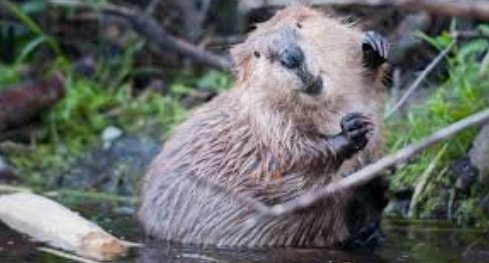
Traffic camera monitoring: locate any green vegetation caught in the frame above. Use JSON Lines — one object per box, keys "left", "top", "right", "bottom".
{"left": 386, "top": 24, "right": 489, "bottom": 227}
{"left": 0, "top": 2, "right": 232, "bottom": 189}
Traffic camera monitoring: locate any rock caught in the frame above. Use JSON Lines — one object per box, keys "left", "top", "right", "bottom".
{"left": 448, "top": 124, "right": 489, "bottom": 192}
{"left": 54, "top": 135, "right": 160, "bottom": 195}
{"left": 384, "top": 188, "right": 413, "bottom": 217}
{"left": 469, "top": 124, "right": 489, "bottom": 183}
{"left": 101, "top": 126, "right": 123, "bottom": 149}
{"left": 450, "top": 157, "right": 479, "bottom": 192}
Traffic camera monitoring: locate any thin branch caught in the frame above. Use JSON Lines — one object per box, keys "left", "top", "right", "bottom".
{"left": 265, "top": 107, "right": 489, "bottom": 216}
{"left": 146, "top": 108, "right": 489, "bottom": 217}
{"left": 384, "top": 40, "right": 456, "bottom": 119}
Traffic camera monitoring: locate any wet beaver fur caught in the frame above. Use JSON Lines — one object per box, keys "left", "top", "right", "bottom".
{"left": 139, "top": 6, "right": 389, "bottom": 248}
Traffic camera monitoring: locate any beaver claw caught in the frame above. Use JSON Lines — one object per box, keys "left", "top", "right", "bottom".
{"left": 339, "top": 112, "right": 373, "bottom": 155}
{"left": 362, "top": 31, "right": 389, "bottom": 69}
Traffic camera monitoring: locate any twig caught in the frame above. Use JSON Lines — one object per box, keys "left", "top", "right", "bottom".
{"left": 240, "top": 0, "right": 489, "bottom": 21}
{"left": 47, "top": 0, "right": 232, "bottom": 72}
{"left": 384, "top": 40, "right": 455, "bottom": 119}
{"left": 265, "top": 108, "right": 489, "bottom": 216}
{"left": 37, "top": 247, "right": 101, "bottom": 263}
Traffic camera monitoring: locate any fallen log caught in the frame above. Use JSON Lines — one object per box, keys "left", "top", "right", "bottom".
{"left": 0, "top": 192, "right": 136, "bottom": 261}
{"left": 0, "top": 75, "right": 64, "bottom": 133}
{"left": 239, "top": 0, "right": 489, "bottom": 21}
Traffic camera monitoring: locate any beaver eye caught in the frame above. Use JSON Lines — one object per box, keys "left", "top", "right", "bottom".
{"left": 254, "top": 51, "right": 261, "bottom": 58}
{"left": 296, "top": 22, "right": 302, "bottom": 29}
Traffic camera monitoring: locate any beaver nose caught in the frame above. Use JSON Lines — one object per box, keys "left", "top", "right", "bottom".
{"left": 279, "top": 44, "right": 304, "bottom": 69}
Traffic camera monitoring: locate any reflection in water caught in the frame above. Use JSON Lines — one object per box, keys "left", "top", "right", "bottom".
{"left": 1, "top": 206, "right": 487, "bottom": 263}
{"left": 137, "top": 240, "right": 385, "bottom": 263}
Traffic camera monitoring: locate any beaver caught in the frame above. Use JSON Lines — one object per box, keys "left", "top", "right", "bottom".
{"left": 139, "top": 6, "right": 390, "bottom": 248}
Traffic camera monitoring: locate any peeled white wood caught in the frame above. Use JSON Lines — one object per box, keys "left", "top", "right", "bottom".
{"left": 0, "top": 192, "right": 127, "bottom": 261}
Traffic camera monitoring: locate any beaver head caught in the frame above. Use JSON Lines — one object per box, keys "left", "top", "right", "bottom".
{"left": 231, "top": 7, "right": 369, "bottom": 109}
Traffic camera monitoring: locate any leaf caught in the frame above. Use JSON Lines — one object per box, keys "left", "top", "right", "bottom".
{"left": 15, "top": 35, "right": 48, "bottom": 64}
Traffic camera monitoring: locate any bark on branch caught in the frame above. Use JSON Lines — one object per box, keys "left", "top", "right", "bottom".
{"left": 240, "top": 0, "right": 489, "bottom": 21}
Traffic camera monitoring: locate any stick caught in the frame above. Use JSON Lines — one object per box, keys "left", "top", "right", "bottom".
{"left": 265, "top": 108, "right": 489, "bottom": 216}
{"left": 385, "top": 40, "right": 456, "bottom": 119}
{"left": 240, "top": 0, "right": 489, "bottom": 21}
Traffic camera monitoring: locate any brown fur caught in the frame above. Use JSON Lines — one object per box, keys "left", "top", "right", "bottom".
{"left": 139, "top": 6, "right": 386, "bottom": 247}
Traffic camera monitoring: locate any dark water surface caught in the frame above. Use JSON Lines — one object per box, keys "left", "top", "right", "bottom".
{"left": 0, "top": 200, "right": 487, "bottom": 263}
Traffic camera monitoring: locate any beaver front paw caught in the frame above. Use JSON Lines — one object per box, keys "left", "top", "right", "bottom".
{"left": 362, "top": 31, "right": 389, "bottom": 69}
{"left": 339, "top": 112, "right": 373, "bottom": 156}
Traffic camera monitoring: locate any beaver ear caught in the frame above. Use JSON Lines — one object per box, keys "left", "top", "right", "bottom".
{"left": 230, "top": 44, "right": 252, "bottom": 82}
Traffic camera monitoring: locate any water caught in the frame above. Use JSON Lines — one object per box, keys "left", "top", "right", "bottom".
{"left": 0, "top": 200, "right": 487, "bottom": 263}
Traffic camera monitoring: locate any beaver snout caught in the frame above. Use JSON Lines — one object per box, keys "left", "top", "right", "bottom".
{"left": 279, "top": 44, "right": 323, "bottom": 95}
{"left": 279, "top": 44, "right": 304, "bottom": 69}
